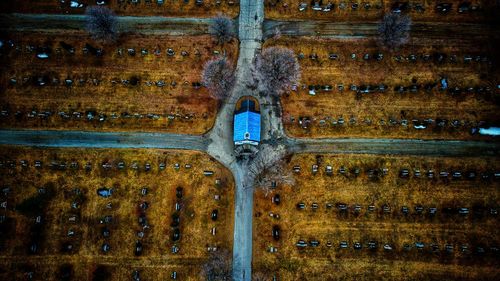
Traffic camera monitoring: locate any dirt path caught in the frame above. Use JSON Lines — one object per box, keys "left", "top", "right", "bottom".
{"left": 1, "top": 130, "right": 497, "bottom": 160}
{"left": 263, "top": 20, "right": 499, "bottom": 42}
{"left": 0, "top": 129, "right": 208, "bottom": 151}
{"left": 287, "top": 137, "right": 500, "bottom": 157}
{"left": 0, "top": 13, "right": 215, "bottom": 35}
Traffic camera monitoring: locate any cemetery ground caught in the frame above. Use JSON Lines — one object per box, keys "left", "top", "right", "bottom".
{"left": 0, "top": 32, "right": 238, "bottom": 133}
{"left": 252, "top": 153, "right": 500, "bottom": 280}
{"left": 1, "top": 1, "right": 499, "bottom": 280}
{"left": 0, "top": 146, "right": 234, "bottom": 280}
{"left": 266, "top": 33, "right": 499, "bottom": 140}
{"left": 264, "top": 0, "right": 498, "bottom": 23}
{"left": 0, "top": 0, "right": 239, "bottom": 17}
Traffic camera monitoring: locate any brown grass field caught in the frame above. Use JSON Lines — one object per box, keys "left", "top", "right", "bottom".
{"left": 253, "top": 153, "right": 500, "bottom": 280}
{"left": 0, "top": 0, "right": 239, "bottom": 17}
{"left": 265, "top": 0, "right": 498, "bottom": 22}
{"left": 0, "top": 146, "right": 234, "bottom": 280}
{"left": 0, "top": 33, "right": 238, "bottom": 133}
{"left": 263, "top": 34, "right": 499, "bottom": 140}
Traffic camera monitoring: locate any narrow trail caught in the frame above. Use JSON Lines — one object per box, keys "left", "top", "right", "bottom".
{"left": 263, "top": 20, "right": 499, "bottom": 42}
{"left": 0, "top": 13, "right": 214, "bottom": 35}
{"left": 0, "top": 129, "right": 208, "bottom": 151}
{"left": 287, "top": 137, "right": 500, "bottom": 157}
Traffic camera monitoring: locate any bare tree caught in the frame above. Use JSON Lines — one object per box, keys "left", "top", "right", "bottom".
{"left": 85, "top": 6, "right": 118, "bottom": 44}
{"left": 255, "top": 47, "right": 300, "bottom": 97}
{"left": 201, "top": 249, "right": 232, "bottom": 281}
{"left": 378, "top": 13, "right": 412, "bottom": 51}
{"left": 209, "top": 14, "right": 236, "bottom": 45}
{"left": 262, "top": 26, "right": 281, "bottom": 41}
{"left": 252, "top": 272, "right": 268, "bottom": 281}
{"left": 270, "top": 27, "right": 282, "bottom": 40}
{"left": 202, "top": 57, "right": 236, "bottom": 100}
{"left": 247, "top": 144, "right": 295, "bottom": 194}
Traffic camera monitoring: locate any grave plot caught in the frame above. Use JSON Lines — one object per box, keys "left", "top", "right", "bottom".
{"left": 265, "top": 0, "right": 497, "bottom": 22}
{"left": 0, "top": 0, "right": 239, "bottom": 17}
{"left": 0, "top": 33, "right": 238, "bottom": 133}
{"left": 0, "top": 146, "right": 234, "bottom": 280}
{"left": 263, "top": 34, "right": 499, "bottom": 140}
{"left": 252, "top": 153, "right": 500, "bottom": 280}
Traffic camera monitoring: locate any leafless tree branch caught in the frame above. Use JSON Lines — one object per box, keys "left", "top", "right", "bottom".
{"left": 201, "top": 249, "right": 232, "bottom": 281}
{"left": 254, "top": 47, "right": 300, "bottom": 97}
{"left": 247, "top": 144, "right": 294, "bottom": 195}
{"left": 209, "top": 14, "right": 236, "bottom": 45}
{"left": 202, "top": 57, "right": 236, "bottom": 100}
{"left": 378, "top": 13, "right": 412, "bottom": 51}
{"left": 252, "top": 271, "right": 268, "bottom": 281}
{"left": 85, "top": 6, "right": 118, "bottom": 44}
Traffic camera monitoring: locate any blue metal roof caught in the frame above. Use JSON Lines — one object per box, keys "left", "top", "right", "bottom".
{"left": 233, "top": 111, "right": 261, "bottom": 144}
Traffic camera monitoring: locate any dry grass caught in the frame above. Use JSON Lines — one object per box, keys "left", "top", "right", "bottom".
{"left": 263, "top": 36, "right": 499, "bottom": 140}
{"left": 259, "top": 258, "right": 500, "bottom": 280}
{"left": 0, "top": 33, "right": 239, "bottom": 133}
{"left": 0, "top": 146, "right": 234, "bottom": 280}
{"left": 253, "top": 153, "right": 500, "bottom": 280}
{"left": 264, "top": 0, "right": 496, "bottom": 22}
{"left": 0, "top": 0, "right": 239, "bottom": 17}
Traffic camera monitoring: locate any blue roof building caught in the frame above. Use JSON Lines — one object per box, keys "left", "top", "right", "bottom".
{"left": 233, "top": 98, "right": 261, "bottom": 146}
